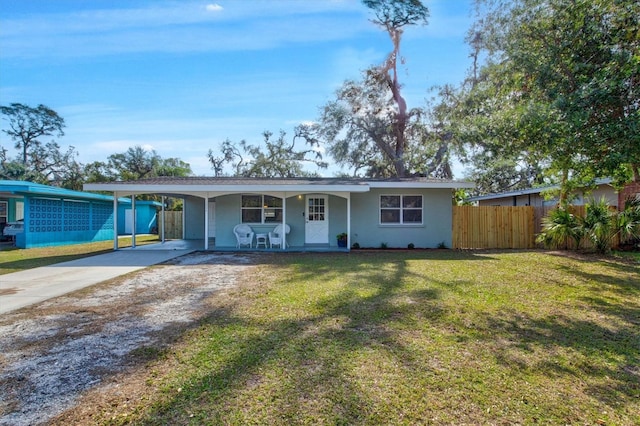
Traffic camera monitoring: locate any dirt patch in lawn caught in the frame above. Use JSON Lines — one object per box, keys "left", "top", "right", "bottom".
{"left": 0, "top": 252, "right": 258, "bottom": 426}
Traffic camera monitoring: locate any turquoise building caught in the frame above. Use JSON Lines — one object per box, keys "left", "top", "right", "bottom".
{"left": 0, "top": 180, "right": 160, "bottom": 249}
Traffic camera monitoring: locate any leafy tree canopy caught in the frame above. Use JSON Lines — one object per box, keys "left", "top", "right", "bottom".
{"left": 299, "top": 0, "right": 433, "bottom": 178}
{"left": 0, "top": 103, "right": 80, "bottom": 187}
{"left": 455, "top": 0, "right": 639, "bottom": 199}
{"left": 208, "top": 129, "right": 327, "bottom": 177}
{"left": 85, "top": 145, "right": 193, "bottom": 183}
{"left": 84, "top": 145, "right": 192, "bottom": 207}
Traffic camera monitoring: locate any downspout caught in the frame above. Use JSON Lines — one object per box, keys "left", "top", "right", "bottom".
{"left": 113, "top": 192, "right": 119, "bottom": 251}
{"left": 131, "top": 195, "right": 136, "bottom": 249}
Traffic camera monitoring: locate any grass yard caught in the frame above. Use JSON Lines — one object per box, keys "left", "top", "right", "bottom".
{"left": 0, "top": 235, "right": 160, "bottom": 275}
{"left": 90, "top": 250, "right": 639, "bottom": 425}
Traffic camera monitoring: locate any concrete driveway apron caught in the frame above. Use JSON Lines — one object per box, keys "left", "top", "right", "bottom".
{"left": 0, "top": 249, "right": 194, "bottom": 315}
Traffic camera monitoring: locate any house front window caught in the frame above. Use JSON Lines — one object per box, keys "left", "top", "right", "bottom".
{"left": 241, "top": 195, "right": 283, "bottom": 224}
{"left": 380, "top": 195, "right": 423, "bottom": 225}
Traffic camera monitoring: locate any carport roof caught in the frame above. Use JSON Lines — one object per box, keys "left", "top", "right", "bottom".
{"left": 0, "top": 180, "right": 162, "bottom": 205}
{"left": 1, "top": 180, "right": 115, "bottom": 202}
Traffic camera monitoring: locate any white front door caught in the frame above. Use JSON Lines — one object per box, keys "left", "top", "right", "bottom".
{"left": 208, "top": 201, "right": 216, "bottom": 238}
{"left": 305, "top": 195, "right": 329, "bottom": 244}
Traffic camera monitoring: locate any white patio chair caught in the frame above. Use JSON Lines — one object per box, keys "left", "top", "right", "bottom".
{"left": 233, "top": 224, "right": 254, "bottom": 248}
{"left": 269, "top": 223, "right": 290, "bottom": 248}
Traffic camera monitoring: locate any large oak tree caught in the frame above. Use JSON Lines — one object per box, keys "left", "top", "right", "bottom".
{"left": 0, "top": 103, "right": 80, "bottom": 186}
{"left": 456, "top": 0, "right": 639, "bottom": 199}
{"left": 303, "top": 0, "right": 431, "bottom": 178}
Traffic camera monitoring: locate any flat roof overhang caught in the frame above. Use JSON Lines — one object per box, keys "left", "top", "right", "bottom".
{"left": 84, "top": 178, "right": 474, "bottom": 196}
{"left": 83, "top": 183, "right": 371, "bottom": 199}
{"left": 83, "top": 183, "right": 370, "bottom": 192}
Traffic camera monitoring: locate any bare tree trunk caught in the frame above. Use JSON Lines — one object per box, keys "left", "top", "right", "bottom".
{"left": 382, "top": 26, "right": 407, "bottom": 177}
{"left": 558, "top": 168, "right": 569, "bottom": 207}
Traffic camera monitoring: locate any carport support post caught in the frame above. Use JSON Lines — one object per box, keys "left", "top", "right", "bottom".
{"left": 282, "top": 196, "right": 287, "bottom": 250}
{"left": 113, "top": 192, "right": 119, "bottom": 251}
{"left": 204, "top": 199, "right": 209, "bottom": 251}
{"left": 347, "top": 193, "right": 351, "bottom": 250}
{"left": 131, "top": 195, "right": 136, "bottom": 249}
{"left": 161, "top": 196, "right": 166, "bottom": 243}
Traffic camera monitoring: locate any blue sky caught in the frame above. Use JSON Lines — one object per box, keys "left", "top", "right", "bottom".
{"left": 0, "top": 0, "right": 475, "bottom": 176}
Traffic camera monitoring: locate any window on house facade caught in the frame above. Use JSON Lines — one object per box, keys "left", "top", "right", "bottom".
{"left": 241, "top": 195, "right": 283, "bottom": 223}
{"left": 380, "top": 195, "right": 423, "bottom": 224}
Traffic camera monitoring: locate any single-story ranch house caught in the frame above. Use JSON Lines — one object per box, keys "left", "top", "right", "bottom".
{"left": 0, "top": 180, "right": 160, "bottom": 248}
{"left": 84, "top": 177, "right": 474, "bottom": 251}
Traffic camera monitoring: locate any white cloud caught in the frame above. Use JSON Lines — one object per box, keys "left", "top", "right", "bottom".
{"left": 205, "top": 4, "right": 223, "bottom": 12}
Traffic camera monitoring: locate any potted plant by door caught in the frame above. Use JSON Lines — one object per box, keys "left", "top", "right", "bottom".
{"left": 337, "top": 232, "right": 348, "bottom": 247}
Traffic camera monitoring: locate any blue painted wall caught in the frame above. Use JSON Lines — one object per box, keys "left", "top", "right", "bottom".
{"left": 20, "top": 197, "right": 114, "bottom": 248}
{"left": 117, "top": 201, "right": 159, "bottom": 235}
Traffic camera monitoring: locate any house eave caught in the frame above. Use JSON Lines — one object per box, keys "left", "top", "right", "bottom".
{"left": 83, "top": 183, "right": 371, "bottom": 194}
{"left": 83, "top": 177, "right": 475, "bottom": 194}
{"left": 368, "top": 181, "right": 475, "bottom": 189}
{"left": 467, "top": 178, "right": 614, "bottom": 202}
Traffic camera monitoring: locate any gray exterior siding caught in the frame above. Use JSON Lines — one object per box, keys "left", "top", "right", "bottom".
{"left": 328, "top": 195, "right": 347, "bottom": 247}
{"left": 474, "top": 182, "right": 617, "bottom": 208}
{"left": 184, "top": 196, "right": 205, "bottom": 240}
{"left": 351, "top": 188, "right": 452, "bottom": 249}
{"left": 213, "top": 194, "right": 312, "bottom": 247}
{"left": 178, "top": 187, "right": 456, "bottom": 249}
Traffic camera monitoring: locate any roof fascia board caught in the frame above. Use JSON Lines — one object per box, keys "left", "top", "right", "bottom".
{"left": 468, "top": 187, "right": 553, "bottom": 201}
{"left": 468, "top": 179, "right": 614, "bottom": 202}
{"left": 1, "top": 184, "right": 114, "bottom": 202}
{"left": 84, "top": 183, "right": 371, "bottom": 193}
{"left": 368, "top": 181, "right": 475, "bottom": 189}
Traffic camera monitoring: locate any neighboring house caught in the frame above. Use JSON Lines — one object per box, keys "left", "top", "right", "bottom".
{"left": 84, "top": 177, "right": 474, "bottom": 251}
{"left": 619, "top": 181, "right": 640, "bottom": 208}
{"left": 467, "top": 179, "right": 622, "bottom": 209}
{"left": 0, "top": 180, "right": 160, "bottom": 248}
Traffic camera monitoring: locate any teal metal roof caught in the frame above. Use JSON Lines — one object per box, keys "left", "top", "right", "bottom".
{"left": 0, "top": 180, "right": 133, "bottom": 203}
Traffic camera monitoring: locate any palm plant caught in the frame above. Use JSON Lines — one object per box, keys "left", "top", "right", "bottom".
{"left": 582, "top": 197, "right": 618, "bottom": 254}
{"left": 618, "top": 197, "right": 640, "bottom": 247}
{"left": 537, "top": 207, "right": 584, "bottom": 249}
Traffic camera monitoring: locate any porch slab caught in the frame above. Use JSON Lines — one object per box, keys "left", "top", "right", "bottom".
{"left": 138, "top": 239, "right": 349, "bottom": 253}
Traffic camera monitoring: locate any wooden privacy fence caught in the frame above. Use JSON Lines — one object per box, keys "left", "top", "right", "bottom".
{"left": 159, "top": 211, "right": 183, "bottom": 239}
{"left": 453, "top": 206, "right": 535, "bottom": 249}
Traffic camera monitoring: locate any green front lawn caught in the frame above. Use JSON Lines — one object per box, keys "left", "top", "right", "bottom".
{"left": 105, "top": 250, "right": 640, "bottom": 425}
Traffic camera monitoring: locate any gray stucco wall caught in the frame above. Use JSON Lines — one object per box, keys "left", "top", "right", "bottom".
{"left": 351, "top": 188, "right": 453, "bottom": 249}
{"left": 184, "top": 196, "right": 204, "bottom": 239}
{"left": 284, "top": 195, "right": 305, "bottom": 247}
{"left": 182, "top": 189, "right": 453, "bottom": 249}
{"left": 214, "top": 194, "right": 311, "bottom": 247}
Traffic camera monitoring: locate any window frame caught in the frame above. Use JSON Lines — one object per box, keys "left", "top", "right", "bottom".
{"left": 379, "top": 194, "right": 423, "bottom": 225}
{"left": 241, "top": 194, "right": 283, "bottom": 224}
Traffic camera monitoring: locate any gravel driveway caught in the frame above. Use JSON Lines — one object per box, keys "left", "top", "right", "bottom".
{"left": 0, "top": 252, "right": 256, "bottom": 426}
